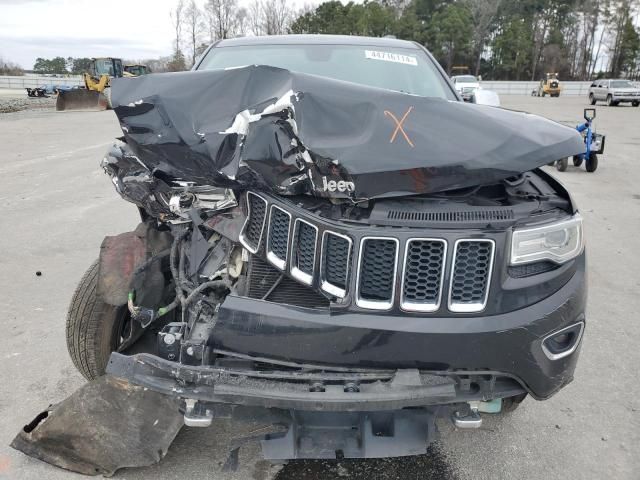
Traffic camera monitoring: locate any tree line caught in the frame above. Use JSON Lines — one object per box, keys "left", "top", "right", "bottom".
{"left": 169, "top": 0, "right": 640, "bottom": 80}
{"left": 20, "top": 0, "right": 640, "bottom": 80}
{"left": 32, "top": 57, "right": 94, "bottom": 75}
{"left": 168, "top": 0, "right": 292, "bottom": 71}
{"left": 0, "top": 57, "right": 24, "bottom": 76}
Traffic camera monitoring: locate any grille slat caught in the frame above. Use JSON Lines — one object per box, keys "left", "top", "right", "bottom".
{"left": 266, "top": 206, "right": 291, "bottom": 270}
{"left": 401, "top": 239, "right": 446, "bottom": 312}
{"left": 239, "top": 192, "right": 267, "bottom": 253}
{"left": 449, "top": 240, "right": 495, "bottom": 312}
{"left": 356, "top": 238, "right": 398, "bottom": 309}
{"left": 291, "top": 220, "right": 318, "bottom": 285}
{"left": 321, "top": 232, "right": 352, "bottom": 298}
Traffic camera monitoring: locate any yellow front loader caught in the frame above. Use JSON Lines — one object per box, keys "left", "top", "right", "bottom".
{"left": 56, "top": 58, "right": 148, "bottom": 112}
{"left": 533, "top": 73, "right": 562, "bottom": 97}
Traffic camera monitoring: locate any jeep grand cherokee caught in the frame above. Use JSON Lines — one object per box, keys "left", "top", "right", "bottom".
{"left": 63, "top": 35, "right": 586, "bottom": 461}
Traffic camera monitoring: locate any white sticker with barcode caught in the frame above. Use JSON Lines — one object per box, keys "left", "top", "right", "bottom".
{"left": 365, "top": 50, "right": 418, "bottom": 66}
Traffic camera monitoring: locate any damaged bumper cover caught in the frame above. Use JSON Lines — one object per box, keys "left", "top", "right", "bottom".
{"left": 11, "top": 376, "right": 183, "bottom": 477}
{"left": 108, "top": 253, "right": 585, "bottom": 405}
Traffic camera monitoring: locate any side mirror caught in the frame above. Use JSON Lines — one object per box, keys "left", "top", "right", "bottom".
{"left": 584, "top": 108, "right": 596, "bottom": 121}
{"left": 472, "top": 89, "right": 501, "bottom": 107}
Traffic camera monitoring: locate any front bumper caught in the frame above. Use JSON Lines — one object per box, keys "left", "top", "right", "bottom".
{"left": 211, "top": 255, "right": 586, "bottom": 400}
{"left": 109, "top": 255, "right": 586, "bottom": 405}
{"left": 612, "top": 94, "right": 640, "bottom": 102}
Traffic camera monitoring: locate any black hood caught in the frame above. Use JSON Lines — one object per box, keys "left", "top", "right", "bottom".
{"left": 110, "top": 65, "right": 584, "bottom": 200}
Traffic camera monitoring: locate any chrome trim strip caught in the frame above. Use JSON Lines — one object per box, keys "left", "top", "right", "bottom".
{"left": 290, "top": 218, "right": 318, "bottom": 286}
{"left": 355, "top": 237, "right": 399, "bottom": 310}
{"left": 320, "top": 231, "right": 353, "bottom": 298}
{"left": 238, "top": 192, "right": 267, "bottom": 254}
{"left": 541, "top": 321, "right": 585, "bottom": 361}
{"left": 400, "top": 238, "right": 447, "bottom": 313}
{"left": 448, "top": 239, "right": 495, "bottom": 313}
{"left": 265, "top": 205, "right": 291, "bottom": 271}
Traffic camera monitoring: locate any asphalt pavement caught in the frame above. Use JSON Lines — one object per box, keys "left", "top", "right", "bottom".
{"left": 0, "top": 95, "right": 638, "bottom": 479}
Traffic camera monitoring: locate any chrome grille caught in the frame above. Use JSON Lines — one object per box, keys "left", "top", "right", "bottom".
{"left": 321, "top": 231, "right": 352, "bottom": 298}
{"left": 266, "top": 205, "right": 291, "bottom": 270}
{"left": 239, "top": 192, "right": 267, "bottom": 253}
{"left": 401, "top": 239, "right": 446, "bottom": 312}
{"left": 290, "top": 219, "right": 318, "bottom": 285}
{"left": 241, "top": 194, "right": 498, "bottom": 313}
{"left": 356, "top": 237, "right": 399, "bottom": 310}
{"left": 448, "top": 239, "right": 495, "bottom": 312}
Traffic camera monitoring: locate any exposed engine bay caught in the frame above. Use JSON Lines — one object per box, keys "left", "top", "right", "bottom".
{"left": 101, "top": 151, "right": 575, "bottom": 367}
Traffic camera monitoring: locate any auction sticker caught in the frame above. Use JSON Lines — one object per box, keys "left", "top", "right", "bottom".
{"left": 365, "top": 50, "right": 418, "bottom": 66}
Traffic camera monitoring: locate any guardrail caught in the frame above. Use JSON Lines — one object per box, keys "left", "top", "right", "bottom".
{"left": 0, "top": 75, "right": 83, "bottom": 89}
{"left": 479, "top": 81, "right": 592, "bottom": 96}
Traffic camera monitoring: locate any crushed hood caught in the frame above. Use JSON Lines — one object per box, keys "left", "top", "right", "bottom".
{"left": 110, "top": 65, "right": 584, "bottom": 201}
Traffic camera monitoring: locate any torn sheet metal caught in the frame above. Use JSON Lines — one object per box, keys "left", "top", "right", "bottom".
{"left": 98, "top": 221, "right": 173, "bottom": 306}
{"left": 109, "top": 65, "right": 584, "bottom": 201}
{"left": 11, "top": 375, "right": 183, "bottom": 477}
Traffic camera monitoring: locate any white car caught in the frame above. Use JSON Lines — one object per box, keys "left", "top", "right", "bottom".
{"left": 588, "top": 79, "right": 640, "bottom": 107}
{"left": 451, "top": 75, "right": 480, "bottom": 101}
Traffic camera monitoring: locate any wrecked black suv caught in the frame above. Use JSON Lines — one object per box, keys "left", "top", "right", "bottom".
{"left": 49, "top": 36, "right": 591, "bottom": 467}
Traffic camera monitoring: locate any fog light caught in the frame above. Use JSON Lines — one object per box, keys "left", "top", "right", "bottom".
{"left": 542, "top": 322, "right": 584, "bottom": 360}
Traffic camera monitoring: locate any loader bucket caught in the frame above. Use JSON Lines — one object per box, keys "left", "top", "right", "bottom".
{"left": 56, "top": 89, "right": 109, "bottom": 111}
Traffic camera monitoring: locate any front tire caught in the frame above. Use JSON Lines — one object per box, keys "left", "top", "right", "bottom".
{"left": 573, "top": 155, "right": 583, "bottom": 167}
{"left": 556, "top": 158, "right": 568, "bottom": 172}
{"left": 66, "top": 261, "right": 133, "bottom": 380}
{"left": 589, "top": 94, "right": 596, "bottom": 105}
{"left": 606, "top": 95, "right": 615, "bottom": 106}
{"left": 633, "top": 101, "right": 639, "bottom": 107}
{"left": 586, "top": 153, "right": 598, "bottom": 172}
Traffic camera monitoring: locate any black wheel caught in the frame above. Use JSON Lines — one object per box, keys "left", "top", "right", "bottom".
{"left": 541, "top": 91, "right": 546, "bottom": 97}
{"left": 633, "top": 101, "right": 639, "bottom": 107}
{"left": 606, "top": 95, "right": 614, "bottom": 106}
{"left": 556, "top": 158, "right": 568, "bottom": 172}
{"left": 501, "top": 393, "right": 527, "bottom": 413}
{"left": 573, "top": 155, "right": 583, "bottom": 167}
{"left": 586, "top": 152, "right": 598, "bottom": 172}
{"left": 589, "top": 94, "right": 596, "bottom": 105}
{"left": 66, "top": 261, "right": 135, "bottom": 380}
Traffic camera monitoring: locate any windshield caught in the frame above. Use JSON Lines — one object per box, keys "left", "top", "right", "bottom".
{"left": 198, "top": 44, "right": 455, "bottom": 99}
{"left": 610, "top": 80, "right": 635, "bottom": 88}
{"left": 455, "top": 75, "right": 477, "bottom": 83}
{"left": 95, "top": 59, "right": 114, "bottom": 76}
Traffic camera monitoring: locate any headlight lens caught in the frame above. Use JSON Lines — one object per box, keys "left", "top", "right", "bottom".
{"left": 510, "top": 214, "right": 584, "bottom": 265}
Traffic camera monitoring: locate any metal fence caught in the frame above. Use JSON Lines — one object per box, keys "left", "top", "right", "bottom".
{"left": 0, "top": 75, "right": 83, "bottom": 89}
{"left": 0, "top": 76, "right": 596, "bottom": 96}
{"left": 479, "top": 81, "right": 593, "bottom": 96}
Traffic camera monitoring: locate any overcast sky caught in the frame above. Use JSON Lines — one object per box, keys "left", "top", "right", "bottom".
{"left": 0, "top": 0, "right": 328, "bottom": 69}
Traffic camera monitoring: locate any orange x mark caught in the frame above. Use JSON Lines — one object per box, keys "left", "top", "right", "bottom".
{"left": 384, "top": 106, "right": 415, "bottom": 148}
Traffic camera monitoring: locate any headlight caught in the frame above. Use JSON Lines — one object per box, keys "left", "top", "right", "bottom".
{"left": 510, "top": 214, "right": 584, "bottom": 265}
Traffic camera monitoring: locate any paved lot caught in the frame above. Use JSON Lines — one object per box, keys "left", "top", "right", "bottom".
{"left": 0, "top": 96, "right": 638, "bottom": 479}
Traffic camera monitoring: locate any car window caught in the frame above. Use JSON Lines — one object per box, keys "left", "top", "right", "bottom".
{"left": 454, "top": 75, "right": 477, "bottom": 83}
{"left": 610, "top": 80, "right": 634, "bottom": 88}
{"left": 198, "top": 44, "right": 456, "bottom": 100}
{"left": 590, "top": 82, "right": 597, "bottom": 87}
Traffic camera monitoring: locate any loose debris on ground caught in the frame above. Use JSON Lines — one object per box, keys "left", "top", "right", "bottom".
{"left": 0, "top": 95, "right": 56, "bottom": 114}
